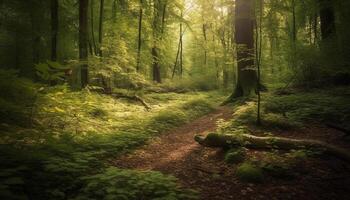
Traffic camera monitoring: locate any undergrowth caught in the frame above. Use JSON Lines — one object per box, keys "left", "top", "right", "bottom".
{"left": 0, "top": 82, "right": 223, "bottom": 199}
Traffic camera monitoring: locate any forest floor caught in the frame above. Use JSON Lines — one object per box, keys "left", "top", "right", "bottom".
{"left": 114, "top": 104, "right": 350, "bottom": 200}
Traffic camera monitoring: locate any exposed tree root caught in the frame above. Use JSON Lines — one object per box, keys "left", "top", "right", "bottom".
{"left": 195, "top": 133, "right": 350, "bottom": 162}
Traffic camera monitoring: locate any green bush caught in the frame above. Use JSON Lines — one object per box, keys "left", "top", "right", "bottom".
{"left": 224, "top": 148, "right": 246, "bottom": 164}
{"left": 236, "top": 163, "right": 264, "bottom": 183}
{"left": 77, "top": 167, "right": 198, "bottom": 200}
{"left": 264, "top": 90, "right": 350, "bottom": 125}
{"left": 0, "top": 69, "right": 38, "bottom": 126}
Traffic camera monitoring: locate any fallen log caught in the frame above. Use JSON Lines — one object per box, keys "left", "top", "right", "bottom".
{"left": 195, "top": 133, "right": 350, "bottom": 162}
{"left": 326, "top": 123, "right": 350, "bottom": 136}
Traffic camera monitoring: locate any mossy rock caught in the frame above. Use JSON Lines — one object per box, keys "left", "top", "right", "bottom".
{"left": 236, "top": 163, "right": 264, "bottom": 183}
{"left": 224, "top": 148, "right": 246, "bottom": 164}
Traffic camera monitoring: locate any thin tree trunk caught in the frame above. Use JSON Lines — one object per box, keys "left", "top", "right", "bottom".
{"left": 161, "top": 1, "right": 167, "bottom": 35}
{"left": 51, "top": 0, "right": 58, "bottom": 61}
{"left": 79, "top": 0, "right": 89, "bottom": 88}
{"left": 136, "top": 0, "right": 143, "bottom": 72}
{"left": 313, "top": 11, "right": 318, "bottom": 44}
{"left": 90, "top": 0, "right": 98, "bottom": 55}
{"left": 179, "top": 10, "right": 183, "bottom": 77}
{"left": 256, "top": 0, "right": 263, "bottom": 125}
{"left": 203, "top": 24, "right": 207, "bottom": 66}
{"left": 98, "top": 0, "right": 104, "bottom": 56}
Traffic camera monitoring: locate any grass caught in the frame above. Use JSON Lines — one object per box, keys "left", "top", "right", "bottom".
{"left": 0, "top": 84, "right": 225, "bottom": 199}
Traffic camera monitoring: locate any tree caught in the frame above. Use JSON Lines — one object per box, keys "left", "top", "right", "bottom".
{"left": 136, "top": 0, "right": 143, "bottom": 72}
{"left": 151, "top": 0, "right": 165, "bottom": 83}
{"left": 98, "top": 0, "right": 104, "bottom": 56}
{"left": 90, "top": 0, "right": 98, "bottom": 55}
{"left": 79, "top": 0, "right": 89, "bottom": 88}
{"left": 230, "top": 0, "right": 257, "bottom": 98}
{"left": 51, "top": 0, "right": 58, "bottom": 61}
{"left": 319, "top": 0, "right": 335, "bottom": 40}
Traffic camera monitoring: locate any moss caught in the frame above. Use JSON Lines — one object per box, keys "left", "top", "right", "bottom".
{"left": 149, "top": 109, "right": 189, "bottom": 131}
{"left": 236, "top": 163, "right": 264, "bottom": 183}
{"left": 224, "top": 148, "right": 246, "bottom": 164}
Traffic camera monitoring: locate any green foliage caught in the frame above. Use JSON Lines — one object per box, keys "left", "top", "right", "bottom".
{"left": 264, "top": 88, "right": 350, "bottom": 125}
{"left": 77, "top": 167, "right": 198, "bottom": 200}
{"left": 224, "top": 148, "right": 246, "bottom": 164}
{"left": 236, "top": 163, "right": 264, "bottom": 183}
{"left": 35, "top": 61, "right": 70, "bottom": 82}
{"left": 0, "top": 69, "right": 38, "bottom": 126}
{"left": 182, "top": 98, "right": 215, "bottom": 118}
{"left": 0, "top": 88, "right": 221, "bottom": 199}
{"left": 149, "top": 109, "right": 189, "bottom": 131}
{"left": 260, "top": 150, "right": 310, "bottom": 179}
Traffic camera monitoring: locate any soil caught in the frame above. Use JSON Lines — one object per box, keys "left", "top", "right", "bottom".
{"left": 113, "top": 106, "right": 350, "bottom": 200}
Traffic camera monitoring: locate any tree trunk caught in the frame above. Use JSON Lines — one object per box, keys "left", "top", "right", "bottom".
{"left": 179, "top": 10, "right": 183, "bottom": 77}
{"left": 202, "top": 24, "right": 207, "bottom": 66}
{"left": 231, "top": 0, "right": 257, "bottom": 98}
{"left": 256, "top": 0, "right": 263, "bottom": 125}
{"left": 79, "top": 0, "right": 89, "bottom": 88}
{"left": 51, "top": 0, "right": 58, "bottom": 61}
{"left": 90, "top": 0, "right": 98, "bottom": 55}
{"left": 319, "top": 0, "right": 335, "bottom": 40}
{"left": 98, "top": 0, "right": 104, "bottom": 56}
{"left": 136, "top": 0, "right": 143, "bottom": 72}
{"left": 151, "top": 0, "right": 163, "bottom": 83}
{"left": 195, "top": 133, "right": 350, "bottom": 162}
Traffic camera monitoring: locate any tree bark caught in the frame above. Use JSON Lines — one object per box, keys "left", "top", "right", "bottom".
{"left": 79, "top": 0, "right": 89, "bottom": 88}
{"left": 136, "top": 0, "right": 143, "bottom": 72}
{"left": 51, "top": 0, "right": 58, "bottom": 61}
{"left": 319, "top": 0, "right": 335, "bottom": 40}
{"left": 195, "top": 133, "right": 350, "bottom": 162}
{"left": 231, "top": 0, "right": 257, "bottom": 98}
{"left": 90, "top": 0, "right": 98, "bottom": 55}
{"left": 179, "top": 10, "right": 183, "bottom": 77}
{"left": 98, "top": 0, "right": 104, "bottom": 56}
{"left": 151, "top": 0, "right": 163, "bottom": 83}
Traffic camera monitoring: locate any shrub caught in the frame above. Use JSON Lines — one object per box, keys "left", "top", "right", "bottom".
{"left": 236, "top": 163, "right": 264, "bottom": 183}
{"left": 77, "top": 167, "right": 198, "bottom": 200}
{"left": 224, "top": 148, "right": 246, "bottom": 164}
{"left": 0, "top": 69, "right": 38, "bottom": 126}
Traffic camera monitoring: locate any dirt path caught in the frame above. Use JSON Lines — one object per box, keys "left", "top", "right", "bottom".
{"left": 113, "top": 106, "right": 350, "bottom": 200}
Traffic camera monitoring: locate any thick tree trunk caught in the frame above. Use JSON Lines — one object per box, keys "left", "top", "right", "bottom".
{"left": 152, "top": 47, "right": 161, "bottom": 83}
{"left": 79, "top": 0, "right": 89, "bottom": 88}
{"left": 51, "top": 0, "right": 58, "bottom": 61}
{"left": 195, "top": 133, "right": 350, "bottom": 162}
{"left": 231, "top": 0, "right": 257, "bottom": 98}
{"left": 319, "top": 0, "right": 335, "bottom": 40}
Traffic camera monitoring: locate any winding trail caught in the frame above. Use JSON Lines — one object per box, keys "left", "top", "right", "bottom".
{"left": 113, "top": 106, "right": 350, "bottom": 200}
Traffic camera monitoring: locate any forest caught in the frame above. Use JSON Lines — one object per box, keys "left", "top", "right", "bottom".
{"left": 0, "top": 0, "right": 350, "bottom": 199}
